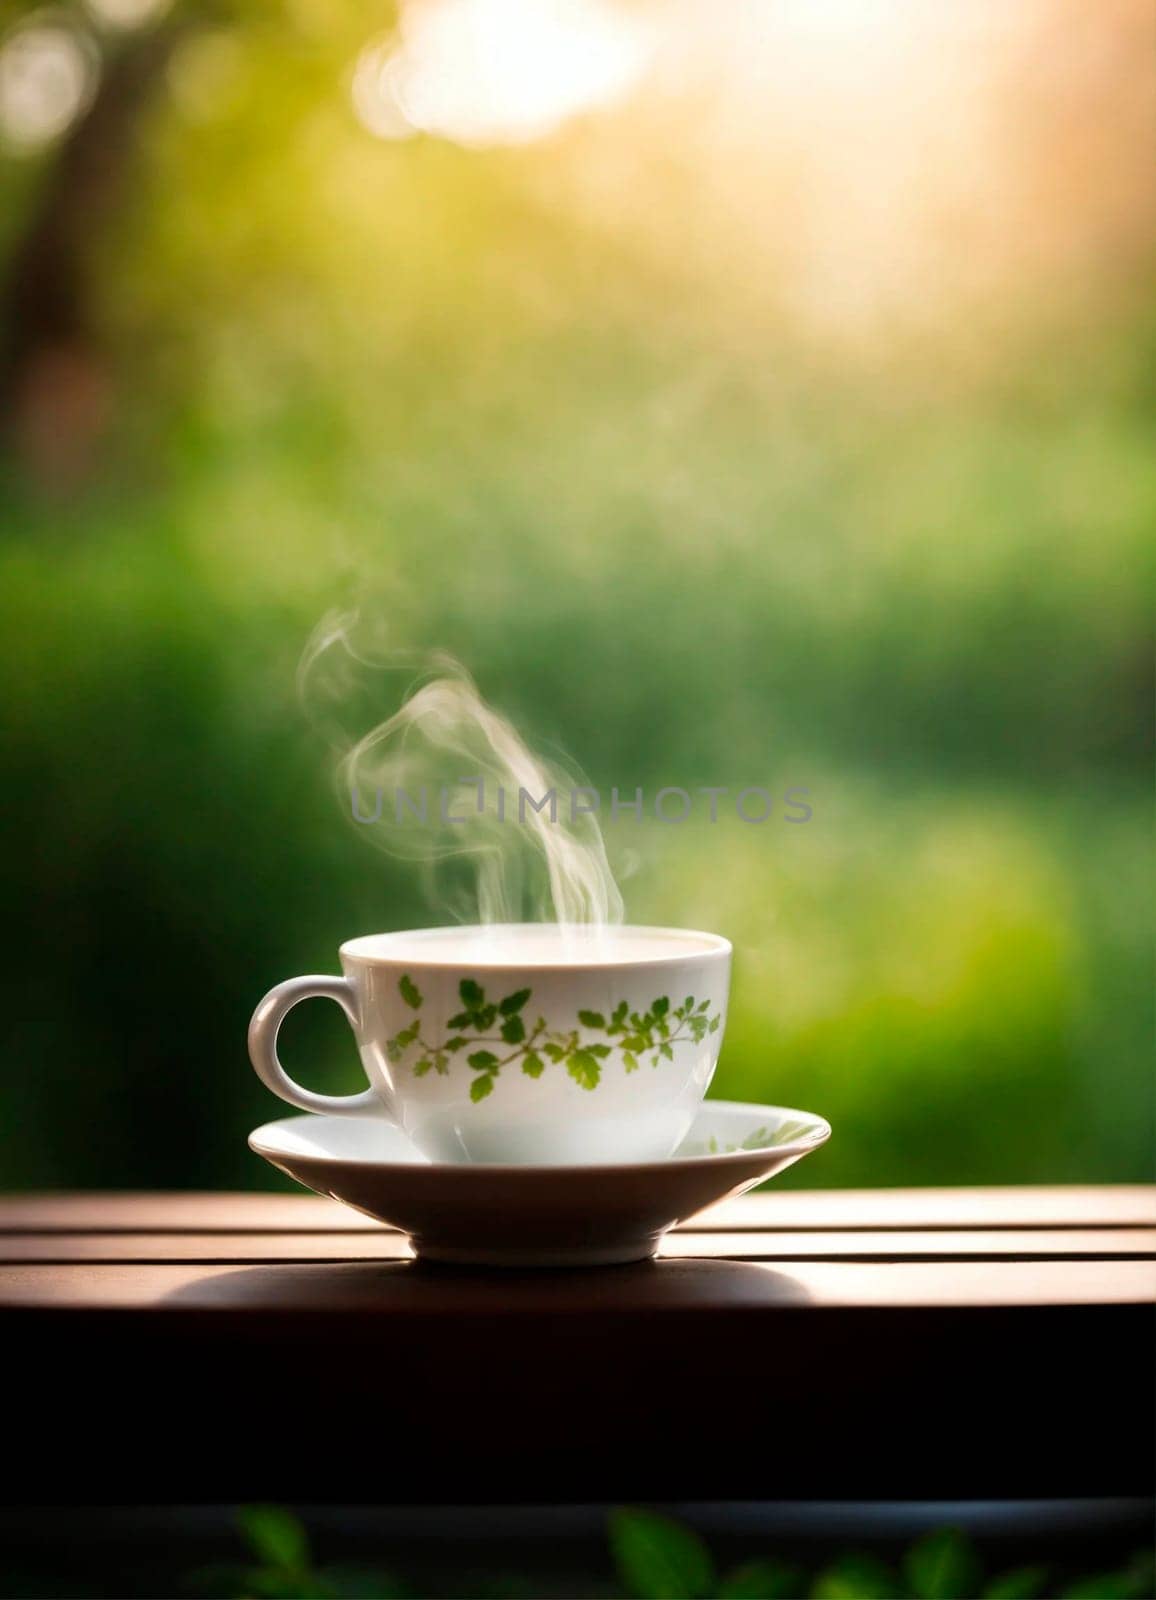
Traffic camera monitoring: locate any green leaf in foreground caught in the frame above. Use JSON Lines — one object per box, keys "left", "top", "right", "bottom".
{"left": 904, "top": 1529, "right": 981, "bottom": 1600}
{"left": 1059, "top": 1561, "right": 1155, "bottom": 1600}
{"left": 982, "top": 1567, "right": 1048, "bottom": 1599}
{"left": 521, "top": 1049, "right": 544, "bottom": 1078}
{"left": 468, "top": 1050, "right": 498, "bottom": 1070}
{"left": 322, "top": 1563, "right": 407, "bottom": 1598}
{"left": 236, "top": 1505, "right": 308, "bottom": 1574}
{"left": 578, "top": 1009, "right": 606, "bottom": 1029}
{"left": 469, "top": 1074, "right": 494, "bottom": 1102}
{"left": 811, "top": 1555, "right": 897, "bottom": 1600}
{"left": 459, "top": 978, "right": 484, "bottom": 1008}
{"left": 500, "top": 988, "right": 531, "bottom": 1015}
{"left": 567, "top": 1049, "right": 602, "bottom": 1090}
{"left": 608, "top": 1508, "right": 714, "bottom": 1600}
{"left": 720, "top": 1558, "right": 803, "bottom": 1598}
{"left": 398, "top": 974, "right": 422, "bottom": 1010}
{"left": 501, "top": 1015, "right": 526, "bottom": 1044}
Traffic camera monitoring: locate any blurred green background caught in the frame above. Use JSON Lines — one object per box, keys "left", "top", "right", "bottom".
{"left": 0, "top": 0, "right": 1152, "bottom": 1190}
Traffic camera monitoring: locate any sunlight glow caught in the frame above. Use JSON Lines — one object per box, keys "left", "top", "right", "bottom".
{"left": 353, "top": 0, "right": 653, "bottom": 147}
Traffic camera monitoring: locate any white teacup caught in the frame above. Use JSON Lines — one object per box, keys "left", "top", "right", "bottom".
{"left": 248, "top": 924, "right": 731, "bottom": 1164}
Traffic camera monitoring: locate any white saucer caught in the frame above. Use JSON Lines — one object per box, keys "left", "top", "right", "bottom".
{"left": 248, "top": 1100, "right": 831, "bottom": 1267}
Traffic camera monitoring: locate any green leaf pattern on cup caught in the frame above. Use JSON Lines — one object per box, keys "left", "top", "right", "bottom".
{"left": 386, "top": 977, "right": 722, "bottom": 1100}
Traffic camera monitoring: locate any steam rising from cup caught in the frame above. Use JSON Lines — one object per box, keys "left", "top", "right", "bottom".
{"left": 300, "top": 611, "right": 623, "bottom": 928}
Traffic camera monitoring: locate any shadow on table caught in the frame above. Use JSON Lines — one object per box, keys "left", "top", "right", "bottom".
{"left": 157, "top": 1253, "right": 815, "bottom": 1311}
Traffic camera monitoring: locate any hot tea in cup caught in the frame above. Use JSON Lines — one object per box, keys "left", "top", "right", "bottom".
{"left": 247, "top": 924, "right": 731, "bottom": 1163}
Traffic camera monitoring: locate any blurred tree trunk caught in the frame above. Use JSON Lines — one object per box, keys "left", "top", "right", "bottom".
{"left": 0, "top": 25, "right": 179, "bottom": 494}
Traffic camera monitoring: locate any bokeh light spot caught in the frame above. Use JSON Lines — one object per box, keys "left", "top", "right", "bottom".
{"left": 352, "top": 37, "right": 415, "bottom": 142}
{"left": 168, "top": 29, "right": 245, "bottom": 125}
{"left": 0, "top": 17, "right": 98, "bottom": 152}
{"left": 84, "top": 0, "right": 171, "bottom": 33}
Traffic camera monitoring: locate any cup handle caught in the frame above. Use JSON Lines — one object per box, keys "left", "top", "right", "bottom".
{"left": 247, "top": 975, "right": 381, "bottom": 1117}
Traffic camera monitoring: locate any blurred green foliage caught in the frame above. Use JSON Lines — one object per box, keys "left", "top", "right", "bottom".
{"left": 0, "top": 0, "right": 1151, "bottom": 1189}
{"left": 182, "top": 1505, "right": 1153, "bottom": 1599}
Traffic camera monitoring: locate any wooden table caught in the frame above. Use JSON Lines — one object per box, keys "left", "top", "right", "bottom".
{"left": 2, "top": 1187, "right": 1153, "bottom": 1507}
